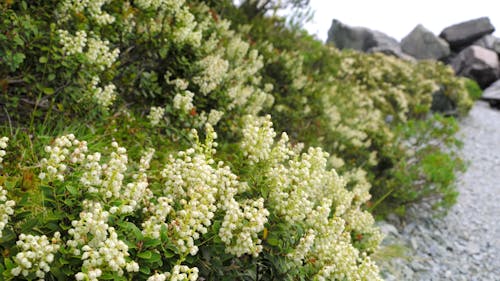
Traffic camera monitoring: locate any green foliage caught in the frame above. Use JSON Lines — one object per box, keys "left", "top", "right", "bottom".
{"left": 463, "top": 78, "right": 483, "bottom": 101}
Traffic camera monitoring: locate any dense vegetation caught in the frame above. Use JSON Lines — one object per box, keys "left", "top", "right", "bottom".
{"left": 0, "top": 0, "right": 478, "bottom": 280}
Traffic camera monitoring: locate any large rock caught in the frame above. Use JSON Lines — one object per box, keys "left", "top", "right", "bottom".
{"left": 450, "top": 45, "right": 500, "bottom": 88}
{"left": 481, "top": 79, "right": 500, "bottom": 107}
{"left": 439, "top": 17, "right": 495, "bottom": 50}
{"left": 327, "top": 19, "right": 412, "bottom": 60}
{"left": 367, "top": 45, "right": 415, "bottom": 61}
{"left": 401, "top": 24, "right": 451, "bottom": 60}
{"left": 473, "top": 35, "right": 500, "bottom": 54}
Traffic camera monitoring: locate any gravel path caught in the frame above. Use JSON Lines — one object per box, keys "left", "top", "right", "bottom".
{"left": 378, "top": 101, "right": 500, "bottom": 281}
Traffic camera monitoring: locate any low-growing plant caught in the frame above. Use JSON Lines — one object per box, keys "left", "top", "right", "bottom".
{"left": 0, "top": 113, "right": 383, "bottom": 280}
{"left": 0, "top": 0, "right": 476, "bottom": 279}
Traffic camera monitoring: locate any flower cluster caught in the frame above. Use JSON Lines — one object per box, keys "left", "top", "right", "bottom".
{"left": 159, "top": 148, "right": 219, "bottom": 255}
{"left": 207, "top": 109, "right": 224, "bottom": 125}
{"left": 67, "top": 201, "right": 139, "bottom": 280}
{"left": 173, "top": 91, "right": 195, "bottom": 113}
{"left": 287, "top": 229, "right": 316, "bottom": 265}
{"left": 117, "top": 148, "right": 155, "bottom": 214}
{"left": 0, "top": 185, "right": 15, "bottom": 239}
{"left": 238, "top": 116, "right": 382, "bottom": 278}
{"left": 58, "top": 29, "right": 87, "bottom": 56}
{"left": 147, "top": 106, "right": 165, "bottom": 126}
{"left": 58, "top": 0, "right": 115, "bottom": 25}
{"left": 172, "top": 7, "right": 202, "bottom": 47}
{"left": 89, "top": 76, "right": 117, "bottom": 108}
{"left": 11, "top": 232, "right": 61, "bottom": 279}
{"left": 147, "top": 264, "right": 198, "bottom": 281}
{"left": 57, "top": 31, "right": 119, "bottom": 71}
{"left": 141, "top": 196, "right": 173, "bottom": 239}
{"left": 0, "top": 136, "right": 7, "bottom": 163}
{"left": 39, "top": 134, "right": 88, "bottom": 181}
{"left": 135, "top": 0, "right": 185, "bottom": 12}
{"left": 86, "top": 37, "right": 120, "bottom": 71}
{"left": 240, "top": 115, "right": 276, "bottom": 164}
{"left": 96, "top": 141, "right": 128, "bottom": 199}
{"left": 219, "top": 198, "right": 269, "bottom": 257}
{"left": 193, "top": 55, "right": 229, "bottom": 95}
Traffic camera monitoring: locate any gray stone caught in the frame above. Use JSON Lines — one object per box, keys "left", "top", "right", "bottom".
{"left": 467, "top": 243, "right": 481, "bottom": 254}
{"left": 378, "top": 222, "right": 399, "bottom": 236}
{"left": 367, "top": 45, "right": 416, "bottom": 61}
{"left": 481, "top": 79, "right": 500, "bottom": 103}
{"left": 473, "top": 35, "right": 500, "bottom": 54}
{"left": 401, "top": 24, "right": 451, "bottom": 60}
{"left": 439, "top": 17, "right": 495, "bottom": 49}
{"left": 327, "top": 19, "right": 413, "bottom": 61}
{"left": 450, "top": 45, "right": 499, "bottom": 88}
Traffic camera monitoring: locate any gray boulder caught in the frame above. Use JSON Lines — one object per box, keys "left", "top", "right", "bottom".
{"left": 481, "top": 79, "right": 500, "bottom": 107}
{"left": 367, "top": 45, "right": 416, "bottom": 61}
{"left": 450, "top": 45, "right": 500, "bottom": 88}
{"left": 439, "top": 17, "right": 495, "bottom": 49}
{"left": 401, "top": 24, "right": 451, "bottom": 60}
{"left": 473, "top": 35, "right": 500, "bottom": 54}
{"left": 327, "top": 19, "right": 412, "bottom": 60}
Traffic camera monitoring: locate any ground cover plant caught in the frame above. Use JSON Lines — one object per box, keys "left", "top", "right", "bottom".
{"left": 0, "top": 0, "right": 477, "bottom": 280}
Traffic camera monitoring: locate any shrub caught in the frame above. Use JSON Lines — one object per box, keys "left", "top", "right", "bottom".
{"left": 0, "top": 0, "right": 474, "bottom": 279}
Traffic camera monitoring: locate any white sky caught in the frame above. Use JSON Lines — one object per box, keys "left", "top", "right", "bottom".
{"left": 303, "top": 0, "right": 500, "bottom": 42}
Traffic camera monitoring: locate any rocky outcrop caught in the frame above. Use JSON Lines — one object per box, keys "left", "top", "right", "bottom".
{"left": 473, "top": 35, "right": 500, "bottom": 54}
{"left": 327, "top": 19, "right": 411, "bottom": 60}
{"left": 439, "top": 17, "right": 495, "bottom": 50}
{"left": 450, "top": 45, "right": 499, "bottom": 88}
{"left": 326, "top": 17, "right": 500, "bottom": 90}
{"left": 401, "top": 24, "right": 450, "bottom": 60}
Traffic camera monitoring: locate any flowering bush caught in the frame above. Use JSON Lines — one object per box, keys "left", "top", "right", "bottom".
{"left": 0, "top": 0, "right": 476, "bottom": 280}
{"left": 0, "top": 121, "right": 382, "bottom": 280}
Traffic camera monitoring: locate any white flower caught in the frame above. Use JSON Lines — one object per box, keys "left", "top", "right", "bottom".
{"left": 193, "top": 55, "right": 229, "bottom": 95}
{"left": 86, "top": 37, "right": 120, "bottom": 71}
{"left": 173, "top": 91, "right": 194, "bottom": 113}
{"left": 58, "top": 29, "right": 87, "bottom": 56}
{"left": 0, "top": 185, "right": 15, "bottom": 239}
{"left": 12, "top": 233, "right": 61, "bottom": 279}
{"left": 147, "top": 106, "right": 165, "bottom": 126}
{"left": 207, "top": 109, "right": 224, "bottom": 125}
{"left": 240, "top": 115, "right": 276, "bottom": 164}
{"left": 0, "top": 136, "right": 8, "bottom": 163}
{"left": 219, "top": 198, "right": 269, "bottom": 257}
{"left": 39, "top": 134, "right": 88, "bottom": 181}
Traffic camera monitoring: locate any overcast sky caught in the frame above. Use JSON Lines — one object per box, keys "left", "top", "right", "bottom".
{"left": 303, "top": 0, "right": 500, "bottom": 42}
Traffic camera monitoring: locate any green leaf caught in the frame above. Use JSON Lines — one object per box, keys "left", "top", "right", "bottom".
{"left": 139, "top": 266, "right": 151, "bottom": 275}
{"left": 42, "top": 87, "right": 55, "bottom": 95}
{"left": 4, "top": 258, "right": 14, "bottom": 270}
{"left": 143, "top": 237, "right": 161, "bottom": 248}
{"left": 39, "top": 56, "right": 48, "bottom": 63}
{"left": 160, "top": 224, "right": 168, "bottom": 243}
{"left": 48, "top": 73, "right": 56, "bottom": 81}
{"left": 137, "top": 251, "right": 152, "bottom": 259}
{"left": 119, "top": 221, "right": 144, "bottom": 240}
{"left": 148, "top": 252, "right": 162, "bottom": 264}
{"left": 66, "top": 185, "right": 78, "bottom": 196}
{"left": 21, "top": 218, "right": 39, "bottom": 232}
{"left": 162, "top": 248, "right": 175, "bottom": 258}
